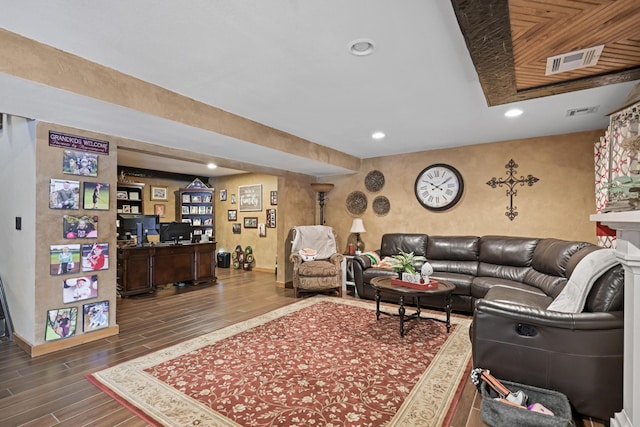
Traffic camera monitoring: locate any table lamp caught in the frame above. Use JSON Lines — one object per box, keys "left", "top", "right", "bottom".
{"left": 350, "top": 218, "right": 366, "bottom": 255}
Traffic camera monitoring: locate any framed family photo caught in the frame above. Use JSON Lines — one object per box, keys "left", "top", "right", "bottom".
{"left": 45, "top": 307, "right": 78, "bottom": 341}
{"left": 50, "top": 244, "right": 81, "bottom": 276}
{"left": 49, "top": 179, "right": 80, "bottom": 210}
{"left": 62, "top": 275, "right": 98, "bottom": 303}
{"left": 63, "top": 150, "right": 98, "bottom": 177}
{"left": 63, "top": 215, "right": 98, "bottom": 239}
{"left": 83, "top": 182, "right": 110, "bottom": 210}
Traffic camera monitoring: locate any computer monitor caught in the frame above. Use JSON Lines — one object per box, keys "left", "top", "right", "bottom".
{"left": 159, "top": 221, "right": 193, "bottom": 243}
{"left": 117, "top": 214, "right": 159, "bottom": 240}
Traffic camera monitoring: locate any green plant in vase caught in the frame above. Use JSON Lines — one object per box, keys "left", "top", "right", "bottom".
{"left": 390, "top": 251, "right": 427, "bottom": 276}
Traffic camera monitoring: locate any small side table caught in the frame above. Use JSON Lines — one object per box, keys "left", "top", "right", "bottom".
{"left": 341, "top": 254, "right": 357, "bottom": 296}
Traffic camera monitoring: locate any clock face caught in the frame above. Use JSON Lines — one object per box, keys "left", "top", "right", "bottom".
{"left": 414, "top": 164, "right": 464, "bottom": 211}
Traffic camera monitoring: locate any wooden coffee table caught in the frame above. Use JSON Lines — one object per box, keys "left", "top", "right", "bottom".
{"left": 370, "top": 276, "right": 455, "bottom": 337}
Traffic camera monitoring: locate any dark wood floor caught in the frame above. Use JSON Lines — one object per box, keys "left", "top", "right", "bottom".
{"left": 0, "top": 268, "right": 606, "bottom": 426}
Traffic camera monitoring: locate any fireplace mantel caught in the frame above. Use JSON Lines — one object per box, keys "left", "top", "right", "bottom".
{"left": 591, "top": 212, "right": 639, "bottom": 427}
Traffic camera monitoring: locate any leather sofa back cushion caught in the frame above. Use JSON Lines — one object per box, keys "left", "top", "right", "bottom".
{"left": 427, "top": 236, "right": 480, "bottom": 260}
{"left": 478, "top": 236, "right": 539, "bottom": 266}
{"left": 531, "top": 239, "right": 592, "bottom": 277}
{"left": 380, "top": 233, "right": 428, "bottom": 257}
{"left": 586, "top": 265, "right": 624, "bottom": 312}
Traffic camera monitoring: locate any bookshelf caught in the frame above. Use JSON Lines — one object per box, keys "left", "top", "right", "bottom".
{"left": 116, "top": 183, "right": 145, "bottom": 214}
{"left": 178, "top": 188, "right": 214, "bottom": 239}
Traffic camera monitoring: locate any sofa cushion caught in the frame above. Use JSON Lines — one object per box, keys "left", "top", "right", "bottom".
{"left": 427, "top": 236, "right": 479, "bottom": 276}
{"left": 482, "top": 285, "right": 552, "bottom": 310}
{"left": 472, "top": 276, "right": 542, "bottom": 299}
{"left": 523, "top": 270, "right": 567, "bottom": 298}
{"left": 362, "top": 267, "right": 397, "bottom": 284}
{"left": 478, "top": 236, "right": 538, "bottom": 266}
{"left": 429, "top": 272, "right": 474, "bottom": 295}
{"left": 531, "top": 238, "right": 591, "bottom": 277}
{"left": 427, "top": 236, "right": 479, "bottom": 260}
{"left": 380, "top": 233, "right": 428, "bottom": 258}
{"left": 297, "top": 260, "right": 340, "bottom": 277}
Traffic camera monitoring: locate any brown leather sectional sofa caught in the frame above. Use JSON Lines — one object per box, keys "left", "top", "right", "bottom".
{"left": 351, "top": 233, "right": 624, "bottom": 420}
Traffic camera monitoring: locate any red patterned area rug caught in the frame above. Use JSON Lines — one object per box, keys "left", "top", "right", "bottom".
{"left": 88, "top": 296, "right": 472, "bottom": 426}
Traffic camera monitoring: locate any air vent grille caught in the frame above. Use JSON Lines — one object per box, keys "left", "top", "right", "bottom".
{"left": 546, "top": 45, "right": 605, "bottom": 76}
{"left": 566, "top": 106, "right": 599, "bottom": 117}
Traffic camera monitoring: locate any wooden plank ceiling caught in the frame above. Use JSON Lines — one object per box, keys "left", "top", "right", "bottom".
{"left": 451, "top": 0, "right": 640, "bottom": 106}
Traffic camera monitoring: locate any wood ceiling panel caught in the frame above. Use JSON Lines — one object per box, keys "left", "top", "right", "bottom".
{"left": 510, "top": 0, "right": 640, "bottom": 90}
{"left": 451, "top": 0, "right": 640, "bottom": 106}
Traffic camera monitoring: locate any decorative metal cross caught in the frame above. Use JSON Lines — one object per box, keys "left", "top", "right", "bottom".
{"left": 486, "top": 159, "right": 539, "bottom": 221}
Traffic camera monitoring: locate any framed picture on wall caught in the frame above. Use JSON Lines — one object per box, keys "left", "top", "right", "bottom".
{"left": 232, "top": 223, "right": 241, "bottom": 234}
{"left": 270, "top": 191, "right": 278, "bottom": 205}
{"left": 62, "top": 150, "right": 98, "bottom": 177}
{"left": 49, "top": 179, "right": 80, "bottom": 210}
{"left": 82, "top": 182, "right": 110, "bottom": 210}
{"left": 238, "top": 184, "right": 262, "bottom": 211}
{"left": 83, "top": 300, "right": 109, "bottom": 332}
{"left": 62, "top": 275, "right": 98, "bottom": 303}
{"left": 50, "top": 244, "right": 81, "bottom": 276}
{"left": 63, "top": 215, "right": 98, "bottom": 239}
{"left": 220, "top": 189, "right": 227, "bottom": 201}
{"left": 154, "top": 204, "right": 166, "bottom": 217}
{"left": 151, "top": 186, "right": 168, "bottom": 201}
{"left": 258, "top": 223, "right": 266, "bottom": 237}
{"left": 45, "top": 307, "right": 78, "bottom": 341}
{"left": 81, "top": 243, "right": 109, "bottom": 272}
{"left": 267, "top": 208, "right": 276, "bottom": 228}
{"left": 228, "top": 210, "right": 237, "bottom": 221}
{"left": 244, "top": 217, "right": 258, "bottom": 228}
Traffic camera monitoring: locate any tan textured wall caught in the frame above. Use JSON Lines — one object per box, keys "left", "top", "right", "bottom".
{"left": 34, "top": 123, "right": 118, "bottom": 347}
{"left": 323, "top": 130, "right": 603, "bottom": 253}
{"left": 212, "top": 174, "right": 278, "bottom": 271}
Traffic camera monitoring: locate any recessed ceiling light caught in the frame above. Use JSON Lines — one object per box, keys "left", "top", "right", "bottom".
{"left": 348, "top": 38, "right": 376, "bottom": 56}
{"left": 207, "top": 163, "right": 217, "bottom": 169}
{"left": 372, "top": 131, "right": 385, "bottom": 140}
{"left": 505, "top": 109, "right": 523, "bottom": 118}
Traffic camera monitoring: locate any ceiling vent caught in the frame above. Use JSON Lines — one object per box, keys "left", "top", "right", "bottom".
{"left": 545, "top": 45, "right": 605, "bottom": 76}
{"left": 566, "top": 106, "right": 599, "bottom": 117}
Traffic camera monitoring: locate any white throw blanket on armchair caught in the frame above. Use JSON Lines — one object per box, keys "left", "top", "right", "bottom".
{"left": 546, "top": 249, "right": 618, "bottom": 313}
{"left": 291, "top": 226, "right": 337, "bottom": 260}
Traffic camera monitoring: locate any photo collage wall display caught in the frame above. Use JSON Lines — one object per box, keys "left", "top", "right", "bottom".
{"left": 219, "top": 186, "right": 277, "bottom": 236}
{"left": 46, "top": 132, "right": 112, "bottom": 339}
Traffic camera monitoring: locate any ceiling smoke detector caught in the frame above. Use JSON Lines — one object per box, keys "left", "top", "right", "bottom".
{"left": 348, "top": 38, "right": 376, "bottom": 56}
{"left": 545, "top": 45, "right": 605, "bottom": 76}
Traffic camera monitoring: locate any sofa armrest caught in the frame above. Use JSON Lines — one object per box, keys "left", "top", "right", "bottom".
{"left": 474, "top": 299, "right": 624, "bottom": 331}
{"left": 471, "top": 298, "right": 623, "bottom": 420}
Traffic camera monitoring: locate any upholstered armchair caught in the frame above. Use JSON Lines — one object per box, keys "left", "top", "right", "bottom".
{"left": 289, "top": 226, "right": 343, "bottom": 298}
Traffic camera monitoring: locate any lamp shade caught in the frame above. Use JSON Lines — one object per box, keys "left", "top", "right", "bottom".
{"left": 350, "top": 218, "right": 366, "bottom": 233}
{"left": 310, "top": 183, "right": 335, "bottom": 193}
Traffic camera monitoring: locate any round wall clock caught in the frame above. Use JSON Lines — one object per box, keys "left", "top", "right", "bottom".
{"left": 414, "top": 163, "right": 464, "bottom": 211}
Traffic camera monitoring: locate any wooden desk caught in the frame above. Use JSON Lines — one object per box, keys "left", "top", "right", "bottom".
{"left": 117, "top": 242, "right": 217, "bottom": 296}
